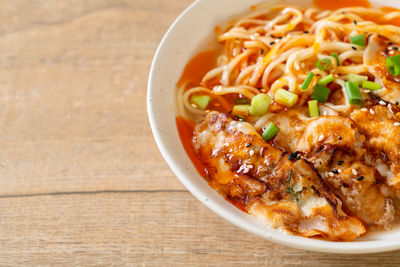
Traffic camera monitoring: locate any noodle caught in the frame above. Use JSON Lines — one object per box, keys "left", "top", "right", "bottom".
{"left": 177, "top": 4, "right": 400, "bottom": 121}
{"left": 178, "top": 5, "right": 400, "bottom": 119}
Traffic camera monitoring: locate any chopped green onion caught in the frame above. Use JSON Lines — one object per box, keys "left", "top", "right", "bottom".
{"left": 316, "top": 58, "right": 331, "bottom": 71}
{"left": 361, "top": 81, "right": 381, "bottom": 91}
{"left": 350, "top": 34, "right": 366, "bottom": 47}
{"left": 232, "top": 104, "right": 250, "bottom": 116}
{"left": 386, "top": 54, "right": 400, "bottom": 76}
{"left": 301, "top": 72, "right": 315, "bottom": 90}
{"left": 190, "top": 95, "right": 211, "bottom": 110}
{"left": 311, "top": 85, "right": 331, "bottom": 103}
{"left": 318, "top": 74, "right": 334, "bottom": 86}
{"left": 308, "top": 100, "right": 319, "bottom": 118}
{"left": 274, "top": 89, "right": 299, "bottom": 107}
{"left": 249, "top": 93, "right": 271, "bottom": 116}
{"left": 343, "top": 74, "right": 368, "bottom": 84}
{"left": 331, "top": 53, "right": 340, "bottom": 66}
{"left": 234, "top": 115, "right": 246, "bottom": 121}
{"left": 234, "top": 98, "right": 249, "bottom": 105}
{"left": 262, "top": 122, "right": 279, "bottom": 142}
{"left": 345, "top": 81, "right": 363, "bottom": 104}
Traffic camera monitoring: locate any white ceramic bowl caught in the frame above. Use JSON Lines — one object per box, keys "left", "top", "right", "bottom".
{"left": 148, "top": 0, "right": 400, "bottom": 253}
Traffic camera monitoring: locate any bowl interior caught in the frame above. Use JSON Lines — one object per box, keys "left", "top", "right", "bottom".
{"left": 148, "top": 0, "right": 400, "bottom": 253}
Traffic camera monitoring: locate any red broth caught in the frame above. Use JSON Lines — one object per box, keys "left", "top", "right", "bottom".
{"left": 176, "top": 116, "right": 209, "bottom": 177}
{"left": 313, "top": 0, "right": 370, "bottom": 10}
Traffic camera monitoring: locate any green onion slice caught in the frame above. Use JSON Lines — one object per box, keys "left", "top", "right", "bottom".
{"left": 274, "top": 89, "right": 299, "bottom": 107}
{"left": 235, "top": 115, "right": 246, "bottom": 121}
{"left": 386, "top": 54, "right": 400, "bottom": 76}
{"left": 232, "top": 105, "right": 250, "bottom": 116}
{"left": 249, "top": 93, "right": 271, "bottom": 116}
{"left": 262, "top": 122, "right": 279, "bottom": 142}
{"left": 318, "top": 74, "right": 334, "bottom": 86}
{"left": 331, "top": 53, "right": 340, "bottom": 66}
{"left": 190, "top": 95, "right": 211, "bottom": 110}
{"left": 308, "top": 100, "right": 319, "bottom": 118}
{"left": 301, "top": 72, "right": 315, "bottom": 90}
{"left": 316, "top": 58, "right": 331, "bottom": 71}
{"left": 343, "top": 73, "right": 368, "bottom": 84}
{"left": 350, "top": 34, "right": 366, "bottom": 47}
{"left": 361, "top": 80, "right": 381, "bottom": 91}
{"left": 345, "top": 81, "right": 363, "bottom": 105}
{"left": 311, "top": 85, "right": 331, "bottom": 103}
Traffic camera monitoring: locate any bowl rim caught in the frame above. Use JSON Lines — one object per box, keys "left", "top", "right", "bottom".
{"left": 147, "top": 0, "right": 400, "bottom": 254}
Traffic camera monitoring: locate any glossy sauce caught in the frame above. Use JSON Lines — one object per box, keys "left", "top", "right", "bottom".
{"left": 176, "top": 116, "right": 248, "bottom": 212}
{"left": 355, "top": 6, "right": 400, "bottom": 27}
{"left": 176, "top": 49, "right": 249, "bottom": 211}
{"left": 178, "top": 49, "right": 233, "bottom": 113}
{"left": 313, "top": 0, "right": 400, "bottom": 28}
{"left": 176, "top": 48, "right": 230, "bottom": 182}
{"left": 176, "top": 116, "right": 209, "bottom": 177}
{"left": 313, "top": 0, "right": 370, "bottom": 10}
{"left": 177, "top": 50, "right": 219, "bottom": 88}
{"left": 380, "top": 6, "right": 400, "bottom": 27}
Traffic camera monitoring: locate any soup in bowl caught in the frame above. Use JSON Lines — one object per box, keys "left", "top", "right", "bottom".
{"left": 148, "top": 0, "right": 400, "bottom": 253}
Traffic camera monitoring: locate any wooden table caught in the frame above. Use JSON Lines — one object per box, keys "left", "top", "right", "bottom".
{"left": 0, "top": 0, "right": 399, "bottom": 265}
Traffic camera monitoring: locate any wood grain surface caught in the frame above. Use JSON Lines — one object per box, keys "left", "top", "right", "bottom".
{"left": 0, "top": 0, "right": 399, "bottom": 265}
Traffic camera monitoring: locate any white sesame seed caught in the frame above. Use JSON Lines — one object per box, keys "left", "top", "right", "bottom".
{"left": 369, "top": 109, "right": 375, "bottom": 115}
{"left": 394, "top": 122, "right": 400, "bottom": 126}
{"left": 361, "top": 108, "right": 368, "bottom": 112}
{"left": 338, "top": 169, "right": 343, "bottom": 173}
{"left": 243, "top": 168, "right": 249, "bottom": 174}
{"left": 318, "top": 135, "right": 325, "bottom": 142}
{"left": 247, "top": 165, "right": 254, "bottom": 169}
{"left": 379, "top": 100, "right": 386, "bottom": 106}
{"left": 352, "top": 169, "right": 358, "bottom": 175}
{"left": 249, "top": 149, "right": 254, "bottom": 156}
{"left": 363, "top": 89, "right": 370, "bottom": 93}
{"left": 328, "top": 172, "right": 334, "bottom": 177}
{"left": 388, "top": 104, "right": 394, "bottom": 114}
{"left": 250, "top": 35, "right": 256, "bottom": 40}
{"left": 224, "top": 142, "right": 229, "bottom": 147}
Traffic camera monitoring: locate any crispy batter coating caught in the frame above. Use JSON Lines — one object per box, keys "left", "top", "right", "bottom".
{"left": 351, "top": 105, "right": 400, "bottom": 196}
{"left": 194, "top": 112, "right": 365, "bottom": 241}
{"left": 272, "top": 109, "right": 397, "bottom": 228}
